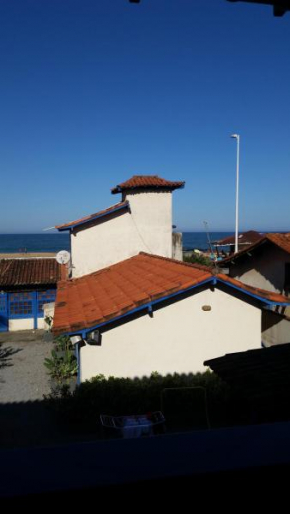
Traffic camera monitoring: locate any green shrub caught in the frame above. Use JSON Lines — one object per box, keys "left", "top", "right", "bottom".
{"left": 183, "top": 253, "right": 213, "bottom": 267}
{"left": 44, "top": 370, "right": 231, "bottom": 431}
{"left": 44, "top": 335, "right": 77, "bottom": 383}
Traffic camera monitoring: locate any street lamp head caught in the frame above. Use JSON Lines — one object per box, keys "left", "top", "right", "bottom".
{"left": 231, "top": 133, "right": 239, "bottom": 139}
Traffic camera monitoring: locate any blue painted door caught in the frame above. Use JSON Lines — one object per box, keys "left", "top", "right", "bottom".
{"left": 0, "top": 293, "right": 8, "bottom": 332}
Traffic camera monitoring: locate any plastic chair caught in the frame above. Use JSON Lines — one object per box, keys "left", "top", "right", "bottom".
{"left": 100, "top": 411, "right": 165, "bottom": 438}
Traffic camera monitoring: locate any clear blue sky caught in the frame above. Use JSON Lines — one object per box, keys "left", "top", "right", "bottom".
{"left": 0, "top": 0, "right": 289, "bottom": 233}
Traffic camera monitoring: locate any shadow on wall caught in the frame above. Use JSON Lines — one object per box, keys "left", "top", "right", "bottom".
{"left": 262, "top": 309, "right": 290, "bottom": 346}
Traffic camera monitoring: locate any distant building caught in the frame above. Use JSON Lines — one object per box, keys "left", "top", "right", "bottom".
{"left": 213, "top": 230, "right": 263, "bottom": 256}
{"left": 56, "top": 175, "right": 184, "bottom": 278}
{"left": 219, "top": 233, "right": 290, "bottom": 347}
{"left": 0, "top": 258, "right": 63, "bottom": 332}
{"left": 53, "top": 252, "right": 290, "bottom": 382}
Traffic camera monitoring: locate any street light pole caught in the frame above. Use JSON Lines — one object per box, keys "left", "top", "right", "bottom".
{"left": 231, "top": 134, "right": 240, "bottom": 254}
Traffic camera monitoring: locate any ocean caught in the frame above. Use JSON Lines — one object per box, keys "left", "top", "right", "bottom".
{"left": 0, "top": 232, "right": 233, "bottom": 254}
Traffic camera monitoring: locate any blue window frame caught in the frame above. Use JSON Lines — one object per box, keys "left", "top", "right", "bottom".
{"left": 9, "top": 292, "right": 34, "bottom": 318}
{"left": 37, "top": 290, "right": 56, "bottom": 317}
{"left": 8, "top": 290, "right": 56, "bottom": 320}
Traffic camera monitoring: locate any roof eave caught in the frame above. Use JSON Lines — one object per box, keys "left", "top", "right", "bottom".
{"left": 56, "top": 202, "right": 129, "bottom": 231}
{"left": 53, "top": 276, "right": 213, "bottom": 338}
{"left": 111, "top": 183, "right": 185, "bottom": 195}
{"left": 216, "top": 277, "right": 290, "bottom": 307}
{"left": 53, "top": 273, "right": 290, "bottom": 338}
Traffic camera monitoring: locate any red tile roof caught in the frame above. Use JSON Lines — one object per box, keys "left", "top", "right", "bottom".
{"left": 0, "top": 258, "right": 63, "bottom": 288}
{"left": 111, "top": 175, "right": 185, "bottom": 194}
{"left": 55, "top": 201, "right": 129, "bottom": 231}
{"left": 53, "top": 253, "right": 290, "bottom": 336}
{"left": 214, "top": 231, "right": 263, "bottom": 246}
{"left": 267, "top": 232, "right": 290, "bottom": 254}
{"left": 216, "top": 273, "right": 289, "bottom": 304}
{"left": 220, "top": 232, "right": 290, "bottom": 264}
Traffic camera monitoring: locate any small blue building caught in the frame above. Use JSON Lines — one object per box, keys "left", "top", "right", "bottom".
{"left": 0, "top": 258, "right": 61, "bottom": 332}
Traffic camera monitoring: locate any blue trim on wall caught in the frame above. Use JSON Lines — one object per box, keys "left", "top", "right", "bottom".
{"left": 64, "top": 278, "right": 214, "bottom": 337}
{"left": 33, "top": 292, "right": 38, "bottom": 329}
{"left": 62, "top": 275, "right": 290, "bottom": 339}
{"left": 0, "top": 292, "right": 8, "bottom": 332}
{"left": 57, "top": 203, "right": 129, "bottom": 231}
{"left": 75, "top": 344, "right": 81, "bottom": 385}
{"left": 7, "top": 290, "right": 56, "bottom": 331}
{"left": 8, "top": 292, "right": 34, "bottom": 320}
{"left": 215, "top": 278, "right": 290, "bottom": 307}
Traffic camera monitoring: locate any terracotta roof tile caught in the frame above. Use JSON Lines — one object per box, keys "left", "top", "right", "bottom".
{"left": 216, "top": 273, "right": 289, "bottom": 304}
{"left": 56, "top": 201, "right": 129, "bottom": 231}
{"left": 214, "top": 230, "right": 263, "bottom": 246}
{"left": 267, "top": 232, "right": 290, "bottom": 254}
{"left": 111, "top": 175, "right": 185, "bottom": 194}
{"left": 53, "top": 253, "right": 290, "bottom": 336}
{"left": 0, "top": 258, "right": 62, "bottom": 288}
{"left": 220, "top": 232, "right": 290, "bottom": 264}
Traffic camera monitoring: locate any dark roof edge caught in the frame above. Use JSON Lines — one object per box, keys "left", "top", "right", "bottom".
{"left": 56, "top": 202, "right": 130, "bottom": 231}
{"left": 111, "top": 183, "right": 185, "bottom": 194}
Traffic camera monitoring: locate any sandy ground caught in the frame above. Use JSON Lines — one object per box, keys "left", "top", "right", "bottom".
{"left": 0, "top": 253, "right": 56, "bottom": 258}
{"left": 0, "top": 330, "right": 53, "bottom": 403}
{"left": 0, "top": 330, "right": 64, "bottom": 448}
{"left": 0, "top": 330, "right": 99, "bottom": 448}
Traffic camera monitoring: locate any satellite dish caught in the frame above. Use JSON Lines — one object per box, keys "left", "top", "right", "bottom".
{"left": 56, "top": 250, "right": 71, "bottom": 265}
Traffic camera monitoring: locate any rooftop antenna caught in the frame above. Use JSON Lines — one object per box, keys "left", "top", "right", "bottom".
{"left": 56, "top": 250, "right": 72, "bottom": 277}
{"left": 56, "top": 250, "right": 70, "bottom": 265}
{"left": 203, "top": 221, "right": 219, "bottom": 271}
{"left": 203, "top": 221, "right": 214, "bottom": 255}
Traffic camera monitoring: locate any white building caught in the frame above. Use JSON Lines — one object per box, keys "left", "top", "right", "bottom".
{"left": 56, "top": 175, "right": 184, "bottom": 278}
{"left": 219, "top": 233, "right": 290, "bottom": 347}
{"left": 53, "top": 252, "right": 290, "bottom": 382}
{"left": 0, "top": 258, "right": 61, "bottom": 332}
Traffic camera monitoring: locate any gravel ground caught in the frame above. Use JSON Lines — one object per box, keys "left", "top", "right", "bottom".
{"left": 0, "top": 330, "right": 93, "bottom": 448}
{"left": 0, "top": 330, "right": 69, "bottom": 448}
{"left": 0, "top": 330, "right": 53, "bottom": 403}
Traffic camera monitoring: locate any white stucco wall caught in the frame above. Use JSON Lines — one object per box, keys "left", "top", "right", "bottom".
{"left": 262, "top": 310, "right": 290, "bottom": 347}
{"left": 172, "top": 232, "right": 183, "bottom": 261}
{"left": 229, "top": 245, "right": 289, "bottom": 294}
{"left": 71, "top": 210, "right": 145, "bottom": 277}
{"left": 43, "top": 302, "right": 55, "bottom": 330}
{"left": 79, "top": 287, "right": 261, "bottom": 381}
{"left": 37, "top": 318, "right": 45, "bottom": 329}
{"left": 229, "top": 244, "right": 290, "bottom": 334}
{"left": 9, "top": 319, "right": 34, "bottom": 331}
{"left": 125, "top": 191, "right": 172, "bottom": 258}
{"left": 9, "top": 318, "right": 46, "bottom": 331}
{"left": 71, "top": 191, "right": 173, "bottom": 277}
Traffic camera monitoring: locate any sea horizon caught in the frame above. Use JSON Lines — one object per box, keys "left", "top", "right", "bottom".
{"left": 0, "top": 230, "right": 278, "bottom": 254}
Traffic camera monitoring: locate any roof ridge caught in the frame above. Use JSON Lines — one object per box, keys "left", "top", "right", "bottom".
{"left": 111, "top": 176, "right": 185, "bottom": 194}
{"left": 65, "top": 251, "right": 213, "bottom": 284}
{"left": 132, "top": 174, "right": 159, "bottom": 178}
{"left": 138, "top": 252, "right": 213, "bottom": 274}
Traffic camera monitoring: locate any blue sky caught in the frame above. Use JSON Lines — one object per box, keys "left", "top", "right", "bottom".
{"left": 0, "top": 0, "right": 289, "bottom": 233}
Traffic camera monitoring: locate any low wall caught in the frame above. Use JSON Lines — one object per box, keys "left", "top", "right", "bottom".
{"left": 172, "top": 232, "right": 183, "bottom": 261}
{"left": 9, "top": 319, "right": 34, "bottom": 331}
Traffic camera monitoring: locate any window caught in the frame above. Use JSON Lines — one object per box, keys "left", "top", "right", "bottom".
{"left": 37, "top": 290, "right": 56, "bottom": 316}
{"left": 9, "top": 293, "right": 33, "bottom": 318}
